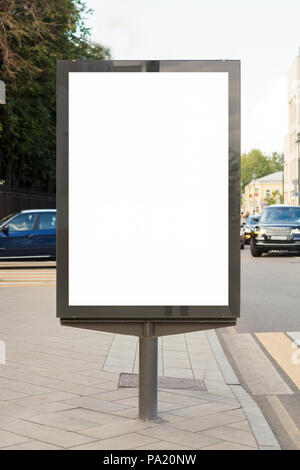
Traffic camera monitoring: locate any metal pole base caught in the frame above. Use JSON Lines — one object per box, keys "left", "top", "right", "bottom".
{"left": 139, "top": 336, "right": 158, "bottom": 421}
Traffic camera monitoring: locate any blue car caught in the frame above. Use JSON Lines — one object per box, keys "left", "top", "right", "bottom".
{"left": 0, "top": 209, "right": 56, "bottom": 259}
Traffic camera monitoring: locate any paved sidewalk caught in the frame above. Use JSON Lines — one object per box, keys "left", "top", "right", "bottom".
{"left": 0, "top": 287, "right": 280, "bottom": 450}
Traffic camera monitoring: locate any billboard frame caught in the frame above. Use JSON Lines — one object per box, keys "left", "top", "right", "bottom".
{"left": 57, "top": 60, "right": 240, "bottom": 333}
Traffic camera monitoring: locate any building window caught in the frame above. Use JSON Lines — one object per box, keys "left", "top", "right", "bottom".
{"left": 289, "top": 130, "right": 296, "bottom": 153}
{"left": 289, "top": 98, "right": 296, "bottom": 126}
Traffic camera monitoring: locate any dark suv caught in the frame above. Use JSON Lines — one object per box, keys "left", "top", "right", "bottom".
{"left": 241, "top": 215, "right": 261, "bottom": 245}
{"left": 250, "top": 205, "right": 300, "bottom": 257}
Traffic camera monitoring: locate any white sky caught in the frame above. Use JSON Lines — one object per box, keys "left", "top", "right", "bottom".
{"left": 85, "top": 0, "right": 300, "bottom": 154}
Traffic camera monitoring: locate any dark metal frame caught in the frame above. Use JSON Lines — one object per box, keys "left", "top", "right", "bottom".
{"left": 57, "top": 60, "right": 240, "bottom": 329}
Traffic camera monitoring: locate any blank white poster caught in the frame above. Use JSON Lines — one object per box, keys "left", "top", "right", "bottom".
{"left": 69, "top": 72, "right": 228, "bottom": 306}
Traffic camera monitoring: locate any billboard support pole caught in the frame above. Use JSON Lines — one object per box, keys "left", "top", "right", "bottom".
{"left": 139, "top": 323, "right": 158, "bottom": 421}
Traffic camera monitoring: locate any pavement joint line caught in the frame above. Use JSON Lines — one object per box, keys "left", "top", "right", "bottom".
{"left": 266, "top": 395, "right": 300, "bottom": 450}
{"left": 132, "top": 338, "right": 139, "bottom": 375}
{"left": 102, "top": 335, "right": 119, "bottom": 372}
{"left": 206, "top": 330, "right": 240, "bottom": 385}
{"left": 229, "top": 385, "right": 280, "bottom": 448}
{"left": 184, "top": 333, "right": 195, "bottom": 380}
{"left": 161, "top": 337, "right": 165, "bottom": 377}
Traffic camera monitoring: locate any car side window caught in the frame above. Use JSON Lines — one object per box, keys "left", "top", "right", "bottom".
{"left": 7, "top": 213, "right": 35, "bottom": 232}
{"left": 38, "top": 213, "right": 56, "bottom": 230}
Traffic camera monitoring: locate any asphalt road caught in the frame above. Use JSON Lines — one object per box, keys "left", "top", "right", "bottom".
{"left": 238, "top": 245, "right": 300, "bottom": 333}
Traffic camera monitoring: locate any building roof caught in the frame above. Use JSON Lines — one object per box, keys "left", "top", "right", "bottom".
{"left": 255, "top": 171, "right": 283, "bottom": 183}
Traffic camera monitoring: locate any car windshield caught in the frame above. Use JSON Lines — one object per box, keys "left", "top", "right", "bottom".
{"left": 248, "top": 216, "right": 260, "bottom": 226}
{"left": 260, "top": 207, "right": 300, "bottom": 224}
{"left": 0, "top": 213, "right": 16, "bottom": 227}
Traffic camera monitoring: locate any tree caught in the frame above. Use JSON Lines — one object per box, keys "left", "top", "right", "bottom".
{"left": 266, "top": 190, "right": 284, "bottom": 206}
{"left": 241, "top": 149, "right": 284, "bottom": 192}
{"left": 0, "top": 0, "right": 110, "bottom": 192}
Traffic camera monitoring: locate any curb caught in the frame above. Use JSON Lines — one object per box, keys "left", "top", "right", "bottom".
{"left": 207, "top": 329, "right": 281, "bottom": 449}
{"left": 206, "top": 330, "right": 240, "bottom": 385}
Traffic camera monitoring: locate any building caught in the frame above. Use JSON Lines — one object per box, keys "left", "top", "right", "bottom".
{"left": 244, "top": 171, "right": 283, "bottom": 214}
{"left": 284, "top": 50, "right": 300, "bottom": 205}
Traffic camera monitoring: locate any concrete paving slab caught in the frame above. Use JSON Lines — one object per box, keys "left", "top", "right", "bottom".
{"left": 0, "top": 413, "right": 97, "bottom": 448}
{"left": 169, "top": 411, "right": 245, "bottom": 432}
{"left": 2, "top": 440, "right": 62, "bottom": 450}
{"left": 0, "top": 430, "right": 32, "bottom": 448}
{"left": 22, "top": 412, "right": 103, "bottom": 432}
{"left": 202, "top": 425, "right": 258, "bottom": 447}
{"left": 89, "top": 389, "right": 139, "bottom": 402}
{"left": 70, "top": 433, "right": 158, "bottom": 450}
{"left": 79, "top": 419, "right": 156, "bottom": 439}
{"left": 10, "top": 391, "right": 79, "bottom": 407}
{"left": 136, "top": 441, "right": 193, "bottom": 450}
{"left": 59, "top": 408, "right": 131, "bottom": 426}
{"left": 202, "top": 441, "right": 257, "bottom": 450}
{"left": 157, "top": 391, "right": 207, "bottom": 407}
{"left": 165, "top": 401, "right": 240, "bottom": 419}
{"left": 60, "top": 396, "right": 132, "bottom": 414}
{"left": 227, "top": 420, "right": 252, "bottom": 432}
{"left": 138, "top": 425, "right": 220, "bottom": 449}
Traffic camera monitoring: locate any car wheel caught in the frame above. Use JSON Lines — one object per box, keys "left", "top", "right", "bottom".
{"left": 250, "top": 240, "right": 262, "bottom": 257}
{"left": 241, "top": 243, "right": 244, "bottom": 250}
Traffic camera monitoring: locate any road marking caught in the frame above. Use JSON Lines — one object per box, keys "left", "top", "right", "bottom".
{"left": 0, "top": 280, "right": 55, "bottom": 283}
{"left": 266, "top": 395, "right": 300, "bottom": 450}
{"left": 0, "top": 275, "right": 56, "bottom": 278}
{"left": 222, "top": 333, "right": 292, "bottom": 395}
{"left": 0, "top": 283, "right": 55, "bottom": 286}
{"left": 0, "top": 269, "right": 56, "bottom": 286}
{"left": 0, "top": 271, "right": 56, "bottom": 274}
{"left": 0, "top": 283, "right": 56, "bottom": 287}
{"left": 287, "top": 332, "right": 300, "bottom": 343}
{"left": 226, "top": 326, "right": 237, "bottom": 334}
{"left": 256, "top": 333, "right": 300, "bottom": 390}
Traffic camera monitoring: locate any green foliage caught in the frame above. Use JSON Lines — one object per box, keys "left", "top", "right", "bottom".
{"left": 241, "top": 149, "right": 284, "bottom": 192}
{"left": 266, "top": 190, "right": 284, "bottom": 206}
{"left": 0, "top": 0, "right": 110, "bottom": 192}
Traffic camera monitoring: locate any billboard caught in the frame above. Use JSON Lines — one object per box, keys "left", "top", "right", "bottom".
{"left": 57, "top": 60, "right": 240, "bottom": 334}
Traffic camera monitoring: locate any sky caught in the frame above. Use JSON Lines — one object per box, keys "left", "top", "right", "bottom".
{"left": 84, "top": 0, "right": 300, "bottom": 154}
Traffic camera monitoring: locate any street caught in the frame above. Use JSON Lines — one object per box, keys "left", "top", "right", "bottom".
{"left": 239, "top": 246, "right": 300, "bottom": 332}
